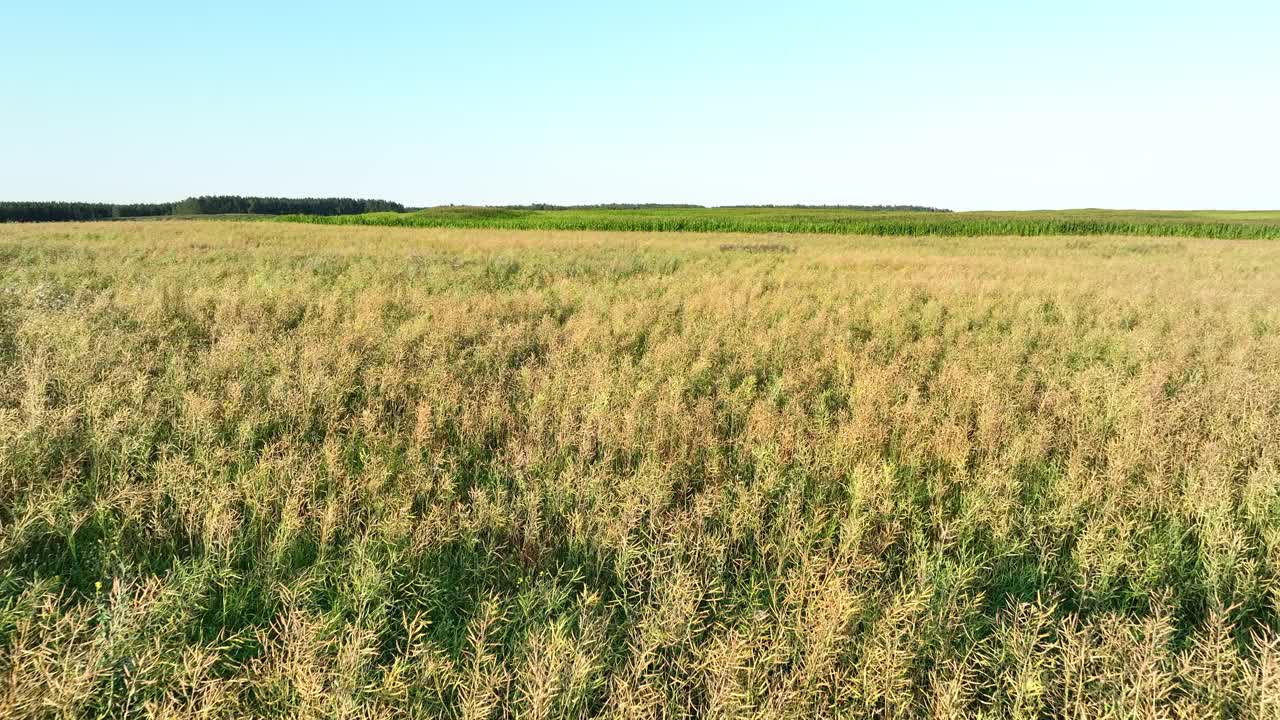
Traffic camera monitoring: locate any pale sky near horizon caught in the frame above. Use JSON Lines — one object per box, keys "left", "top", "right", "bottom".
{"left": 2, "top": 1, "right": 1277, "bottom": 211}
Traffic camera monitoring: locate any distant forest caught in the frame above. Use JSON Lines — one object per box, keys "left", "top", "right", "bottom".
{"left": 0, "top": 196, "right": 406, "bottom": 222}
{"left": 1, "top": 198, "right": 951, "bottom": 222}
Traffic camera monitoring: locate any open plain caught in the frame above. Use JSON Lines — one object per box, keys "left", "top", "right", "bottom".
{"left": 2, "top": 220, "right": 1279, "bottom": 717}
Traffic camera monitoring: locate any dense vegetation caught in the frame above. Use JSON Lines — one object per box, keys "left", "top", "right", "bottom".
{"left": 278, "top": 206, "right": 1280, "bottom": 239}
{"left": 0, "top": 201, "right": 177, "bottom": 223}
{"left": 2, "top": 220, "right": 1278, "bottom": 717}
{"left": 0, "top": 196, "right": 405, "bottom": 222}
{"left": 170, "top": 195, "right": 406, "bottom": 216}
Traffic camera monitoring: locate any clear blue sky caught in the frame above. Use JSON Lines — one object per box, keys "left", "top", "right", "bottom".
{"left": 3, "top": 1, "right": 1277, "bottom": 210}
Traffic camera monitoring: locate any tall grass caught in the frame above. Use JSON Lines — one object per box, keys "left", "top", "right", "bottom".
{"left": 277, "top": 206, "right": 1280, "bottom": 239}
{"left": 2, "top": 221, "right": 1279, "bottom": 717}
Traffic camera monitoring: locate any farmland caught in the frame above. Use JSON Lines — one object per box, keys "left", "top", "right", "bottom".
{"left": 279, "top": 206, "right": 1280, "bottom": 240}
{"left": 2, "top": 220, "right": 1280, "bottom": 717}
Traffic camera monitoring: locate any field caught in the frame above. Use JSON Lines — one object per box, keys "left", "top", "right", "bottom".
{"left": 2, "top": 220, "right": 1280, "bottom": 718}
{"left": 277, "top": 206, "right": 1280, "bottom": 240}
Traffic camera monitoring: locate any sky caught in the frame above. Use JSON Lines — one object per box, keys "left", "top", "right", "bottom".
{"left": 2, "top": 1, "right": 1277, "bottom": 210}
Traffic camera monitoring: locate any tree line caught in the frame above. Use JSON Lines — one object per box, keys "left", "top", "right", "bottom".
{"left": 170, "top": 196, "right": 406, "bottom": 215}
{"left": 2, "top": 198, "right": 952, "bottom": 222}
{"left": 0, "top": 196, "right": 406, "bottom": 222}
{"left": 0, "top": 202, "right": 175, "bottom": 222}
